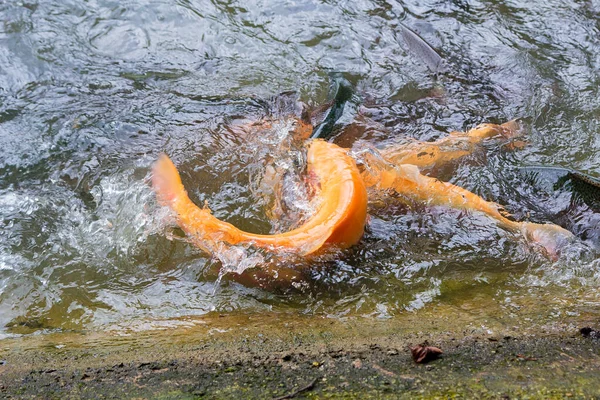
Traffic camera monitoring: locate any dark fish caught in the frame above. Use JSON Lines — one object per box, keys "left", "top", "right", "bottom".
{"left": 570, "top": 169, "right": 600, "bottom": 188}
{"left": 395, "top": 23, "right": 508, "bottom": 102}
{"left": 398, "top": 23, "right": 446, "bottom": 75}
{"left": 310, "top": 74, "right": 355, "bottom": 140}
{"left": 519, "top": 166, "right": 600, "bottom": 211}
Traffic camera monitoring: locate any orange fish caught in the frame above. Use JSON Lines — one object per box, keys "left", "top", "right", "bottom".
{"left": 380, "top": 121, "right": 520, "bottom": 169}
{"left": 152, "top": 140, "right": 368, "bottom": 257}
{"left": 359, "top": 152, "right": 573, "bottom": 258}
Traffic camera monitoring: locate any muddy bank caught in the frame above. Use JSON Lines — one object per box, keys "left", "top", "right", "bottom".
{"left": 1, "top": 309, "right": 600, "bottom": 399}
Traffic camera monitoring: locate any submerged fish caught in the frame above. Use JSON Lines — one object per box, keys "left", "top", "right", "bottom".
{"left": 359, "top": 151, "right": 574, "bottom": 259}
{"left": 310, "top": 74, "right": 355, "bottom": 140}
{"left": 380, "top": 121, "right": 520, "bottom": 169}
{"left": 519, "top": 166, "right": 600, "bottom": 212}
{"left": 398, "top": 23, "right": 446, "bottom": 75}
{"left": 152, "top": 140, "right": 368, "bottom": 257}
{"left": 396, "top": 22, "right": 507, "bottom": 102}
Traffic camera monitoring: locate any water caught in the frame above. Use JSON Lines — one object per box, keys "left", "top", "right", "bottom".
{"left": 1, "top": 0, "right": 599, "bottom": 337}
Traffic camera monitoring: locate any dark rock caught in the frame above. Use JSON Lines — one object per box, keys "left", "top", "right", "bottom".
{"left": 580, "top": 327, "right": 600, "bottom": 339}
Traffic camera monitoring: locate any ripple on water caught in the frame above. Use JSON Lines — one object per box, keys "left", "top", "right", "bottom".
{"left": 88, "top": 20, "right": 150, "bottom": 60}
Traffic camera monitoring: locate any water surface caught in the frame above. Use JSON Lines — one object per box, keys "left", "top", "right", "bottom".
{"left": 1, "top": 0, "right": 599, "bottom": 337}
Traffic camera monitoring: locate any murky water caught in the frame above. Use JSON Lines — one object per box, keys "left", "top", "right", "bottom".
{"left": 1, "top": 0, "right": 599, "bottom": 337}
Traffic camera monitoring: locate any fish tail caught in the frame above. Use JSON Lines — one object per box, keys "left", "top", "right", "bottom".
{"left": 152, "top": 154, "right": 190, "bottom": 213}
{"left": 152, "top": 154, "right": 242, "bottom": 252}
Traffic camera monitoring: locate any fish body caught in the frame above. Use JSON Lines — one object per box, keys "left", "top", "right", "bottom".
{"left": 380, "top": 121, "right": 519, "bottom": 169}
{"left": 359, "top": 152, "right": 574, "bottom": 258}
{"left": 519, "top": 166, "right": 600, "bottom": 212}
{"left": 152, "top": 140, "right": 368, "bottom": 256}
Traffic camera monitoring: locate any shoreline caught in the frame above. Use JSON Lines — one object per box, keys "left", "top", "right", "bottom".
{"left": 1, "top": 310, "right": 599, "bottom": 398}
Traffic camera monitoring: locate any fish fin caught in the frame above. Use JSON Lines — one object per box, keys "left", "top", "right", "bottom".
{"left": 152, "top": 154, "right": 188, "bottom": 210}
{"left": 498, "top": 206, "right": 513, "bottom": 220}
{"left": 310, "top": 100, "right": 335, "bottom": 128}
{"left": 520, "top": 165, "right": 600, "bottom": 189}
{"left": 398, "top": 23, "right": 445, "bottom": 74}
{"left": 310, "top": 74, "right": 355, "bottom": 140}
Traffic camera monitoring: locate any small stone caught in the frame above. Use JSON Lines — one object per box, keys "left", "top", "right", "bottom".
{"left": 352, "top": 358, "right": 362, "bottom": 369}
{"left": 580, "top": 327, "right": 600, "bottom": 339}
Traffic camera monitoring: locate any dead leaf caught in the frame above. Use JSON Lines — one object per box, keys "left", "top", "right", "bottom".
{"left": 410, "top": 342, "right": 443, "bottom": 364}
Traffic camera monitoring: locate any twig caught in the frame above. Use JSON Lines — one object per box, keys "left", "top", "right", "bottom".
{"left": 372, "top": 363, "right": 397, "bottom": 377}
{"left": 273, "top": 376, "right": 320, "bottom": 400}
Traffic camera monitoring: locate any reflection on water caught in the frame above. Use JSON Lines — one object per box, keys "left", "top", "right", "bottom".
{"left": 0, "top": 0, "right": 599, "bottom": 336}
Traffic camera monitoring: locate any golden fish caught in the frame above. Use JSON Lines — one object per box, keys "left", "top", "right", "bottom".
{"left": 152, "top": 140, "right": 368, "bottom": 256}
{"left": 380, "top": 121, "right": 519, "bottom": 169}
{"left": 360, "top": 151, "right": 573, "bottom": 259}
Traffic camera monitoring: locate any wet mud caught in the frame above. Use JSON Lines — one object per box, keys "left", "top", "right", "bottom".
{"left": 1, "top": 312, "right": 599, "bottom": 399}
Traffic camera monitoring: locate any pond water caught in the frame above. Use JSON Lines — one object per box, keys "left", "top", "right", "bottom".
{"left": 1, "top": 0, "right": 599, "bottom": 337}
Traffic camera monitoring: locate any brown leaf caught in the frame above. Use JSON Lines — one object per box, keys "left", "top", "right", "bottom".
{"left": 410, "top": 342, "right": 443, "bottom": 364}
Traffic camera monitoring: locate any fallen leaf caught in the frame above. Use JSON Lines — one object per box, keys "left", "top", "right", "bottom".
{"left": 410, "top": 342, "right": 443, "bottom": 364}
